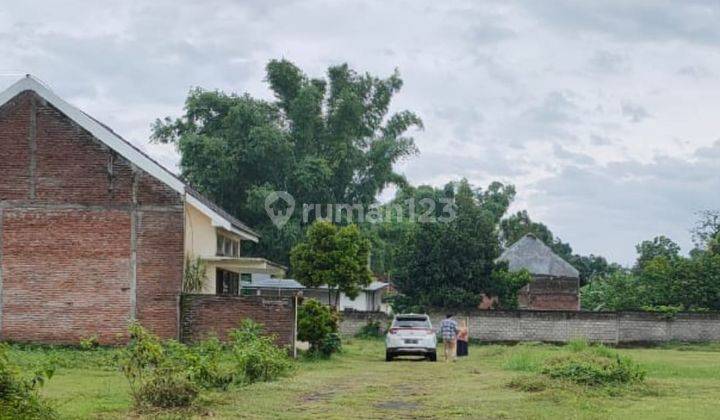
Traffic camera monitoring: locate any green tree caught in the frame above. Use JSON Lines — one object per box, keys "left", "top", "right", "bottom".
{"left": 691, "top": 210, "right": 720, "bottom": 250}
{"left": 290, "top": 221, "right": 372, "bottom": 307}
{"left": 583, "top": 243, "right": 720, "bottom": 312}
{"left": 580, "top": 271, "right": 648, "bottom": 311}
{"left": 362, "top": 183, "right": 455, "bottom": 277}
{"left": 392, "top": 179, "right": 520, "bottom": 310}
{"left": 634, "top": 236, "right": 681, "bottom": 273}
{"left": 152, "top": 59, "right": 422, "bottom": 264}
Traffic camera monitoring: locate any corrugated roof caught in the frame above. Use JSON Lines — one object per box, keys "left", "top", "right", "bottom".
{"left": 243, "top": 278, "right": 389, "bottom": 292}
{"left": 497, "top": 234, "right": 580, "bottom": 278}
{"left": 242, "top": 277, "right": 305, "bottom": 289}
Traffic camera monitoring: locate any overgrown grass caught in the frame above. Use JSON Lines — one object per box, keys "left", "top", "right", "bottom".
{"left": 2, "top": 339, "right": 718, "bottom": 418}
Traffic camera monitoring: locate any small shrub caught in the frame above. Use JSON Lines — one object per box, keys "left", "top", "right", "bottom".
{"left": 356, "top": 320, "right": 383, "bottom": 338}
{"left": 190, "top": 336, "right": 233, "bottom": 389}
{"left": 183, "top": 255, "right": 208, "bottom": 293}
{"left": 542, "top": 352, "right": 646, "bottom": 386}
{"left": 229, "top": 319, "right": 294, "bottom": 384}
{"left": 79, "top": 335, "right": 100, "bottom": 351}
{"left": 137, "top": 373, "right": 199, "bottom": 409}
{"left": 297, "top": 299, "right": 341, "bottom": 357}
{"left": 507, "top": 375, "right": 548, "bottom": 392}
{"left": 641, "top": 304, "right": 685, "bottom": 320}
{"left": 320, "top": 333, "right": 343, "bottom": 355}
{"left": 0, "top": 344, "right": 57, "bottom": 419}
{"left": 119, "top": 322, "right": 202, "bottom": 409}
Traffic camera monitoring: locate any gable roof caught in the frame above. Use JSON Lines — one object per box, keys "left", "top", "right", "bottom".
{"left": 497, "top": 234, "right": 580, "bottom": 278}
{"left": 0, "top": 75, "right": 259, "bottom": 242}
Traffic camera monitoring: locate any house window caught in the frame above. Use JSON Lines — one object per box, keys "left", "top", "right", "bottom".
{"left": 216, "top": 234, "right": 240, "bottom": 257}
{"left": 216, "top": 269, "right": 240, "bottom": 295}
{"left": 240, "top": 273, "right": 252, "bottom": 283}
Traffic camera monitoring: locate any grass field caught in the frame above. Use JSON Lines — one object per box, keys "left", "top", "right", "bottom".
{"left": 10, "top": 339, "right": 720, "bottom": 419}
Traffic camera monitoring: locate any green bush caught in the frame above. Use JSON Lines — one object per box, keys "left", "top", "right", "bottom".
{"left": 320, "top": 333, "right": 343, "bottom": 355}
{"left": 190, "top": 335, "right": 233, "bottom": 389}
{"left": 356, "top": 320, "right": 383, "bottom": 338}
{"left": 542, "top": 352, "right": 646, "bottom": 386}
{"left": 0, "top": 344, "right": 57, "bottom": 419}
{"left": 119, "top": 322, "right": 217, "bottom": 408}
{"left": 230, "top": 320, "right": 294, "bottom": 384}
{"left": 137, "top": 373, "right": 199, "bottom": 409}
{"left": 297, "top": 299, "right": 341, "bottom": 357}
{"left": 79, "top": 334, "right": 100, "bottom": 351}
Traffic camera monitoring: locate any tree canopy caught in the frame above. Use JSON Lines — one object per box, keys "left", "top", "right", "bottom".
{"left": 152, "top": 59, "right": 422, "bottom": 264}
{"left": 290, "top": 221, "right": 372, "bottom": 307}
{"left": 581, "top": 220, "right": 720, "bottom": 312}
{"left": 391, "top": 179, "right": 531, "bottom": 310}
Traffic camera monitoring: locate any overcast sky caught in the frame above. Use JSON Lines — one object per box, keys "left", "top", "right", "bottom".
{"left": 2, "top": 1, "right": 719, "bottom": 264}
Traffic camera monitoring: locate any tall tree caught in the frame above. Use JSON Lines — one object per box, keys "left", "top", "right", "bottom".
{"left": 290, "top": 221, "right": 372, "bottom": 307}
{"left": 691, "top": 210, "right": 720, "bottom": 250}
{"left": 634, "top": 236, "right": 681, "bottom": 273}
{"left": 391, "top": 179, "right": 527, "bottom": 310}
{"left": 152, "top": 59, "right": 422, "bottom": 264}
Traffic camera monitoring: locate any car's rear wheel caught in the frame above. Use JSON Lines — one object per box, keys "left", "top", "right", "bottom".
{"left": 428, "top": 352, "right": 437, "bottom": 362}
{"left": 386, "top": 351, "right": 394, "bottom": 362}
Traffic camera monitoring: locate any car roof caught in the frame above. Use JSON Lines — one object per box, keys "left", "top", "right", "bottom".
{"left": 394, "top": 314, "right": 429, "bottom": 319}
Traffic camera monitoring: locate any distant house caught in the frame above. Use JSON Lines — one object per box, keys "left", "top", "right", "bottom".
{"left": 0, "top": 75, "right": 283, "bottom": 344}
{"left": 497, "top": 234, "right": 580, "bottom": 311}
{"left": 241, "top": 276, "right": 390, "bottom": 313}
{"left": 304, "top": 281, "right": 390, "bottom": 313}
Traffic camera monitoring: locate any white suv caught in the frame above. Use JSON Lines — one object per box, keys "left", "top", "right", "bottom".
{"left": 385, "top": 314, "right": 437, "bottom": 362}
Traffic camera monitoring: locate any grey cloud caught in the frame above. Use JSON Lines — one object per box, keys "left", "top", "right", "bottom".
{"left": 553, "top": 144, "right": 595, "bottom": 165}
{"left": 502, "top": 91, "right": 581, "bottom": 143}
{"left": 2, "top": 0, "right": 720, "bottom": 265}
{"left": 518, "top": 0, "right": 720, "bottom": 45}
{"left": 677, "top": 65, "right": 713, "bottom": 79}
{"left": 530, "top": 141, "right": 720, "bottom": 264}
{"left": 589, "top": 134, "right": 614, "bottom": 146}
{"left": 587, "top": 50, "right": 628, "bottom": 74}
{"left": 621, "top": 102, "right": 650, "bottom": 123}
{"left": 402, "top": 147, "right": 527, "bottom": 185}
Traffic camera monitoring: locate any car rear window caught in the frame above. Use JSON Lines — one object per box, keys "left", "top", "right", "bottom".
{"left": 393, "top": 317, "right": 430, "bottom": 329}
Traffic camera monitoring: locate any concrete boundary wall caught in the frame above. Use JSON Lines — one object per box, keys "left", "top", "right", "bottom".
{"left": 340, "top": 310, "right": 720, "bottom": 344}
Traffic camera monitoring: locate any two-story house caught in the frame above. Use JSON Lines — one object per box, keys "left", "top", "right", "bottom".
{"left": 0, "top": 75, "right": 283, "bottom": 344}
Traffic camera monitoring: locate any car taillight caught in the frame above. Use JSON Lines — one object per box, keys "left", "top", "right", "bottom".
{"left": 389, "top": 328, "right": 399, "bottom": 334}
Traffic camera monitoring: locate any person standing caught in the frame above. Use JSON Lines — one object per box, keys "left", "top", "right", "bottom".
{"left": 456, "top": 319, "right": 469, "bottom": 357}
{"left": 440, "top": 314, "right": 458, "bottom": 362}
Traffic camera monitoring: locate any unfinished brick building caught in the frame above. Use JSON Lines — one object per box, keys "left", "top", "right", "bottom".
{"left": 497, "top": 234, "right": 580, "bottom": 310}
{"left": 0, "top": 75, "right": 289, "bottom": 345}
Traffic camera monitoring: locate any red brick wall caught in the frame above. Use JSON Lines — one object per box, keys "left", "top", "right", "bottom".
{"left": 2, "top": 210, "right": 132, "bottom": 344}
{"left": 0, "top": 90, "right": 184, "bottom": 344}
{"left": 181, "top": 294, "right": 296, "bottom": 349}
{"left": 518, "top": 277, "right": 580, "bottom": 311}
{"left": 0, "top": 92, "right": 31, "bottom": 201}
{"left": 34, "top": 97, "right": 135, "bottom": 206}
{"left": 136, "top": 210, "right": 184, "bottom": 339}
